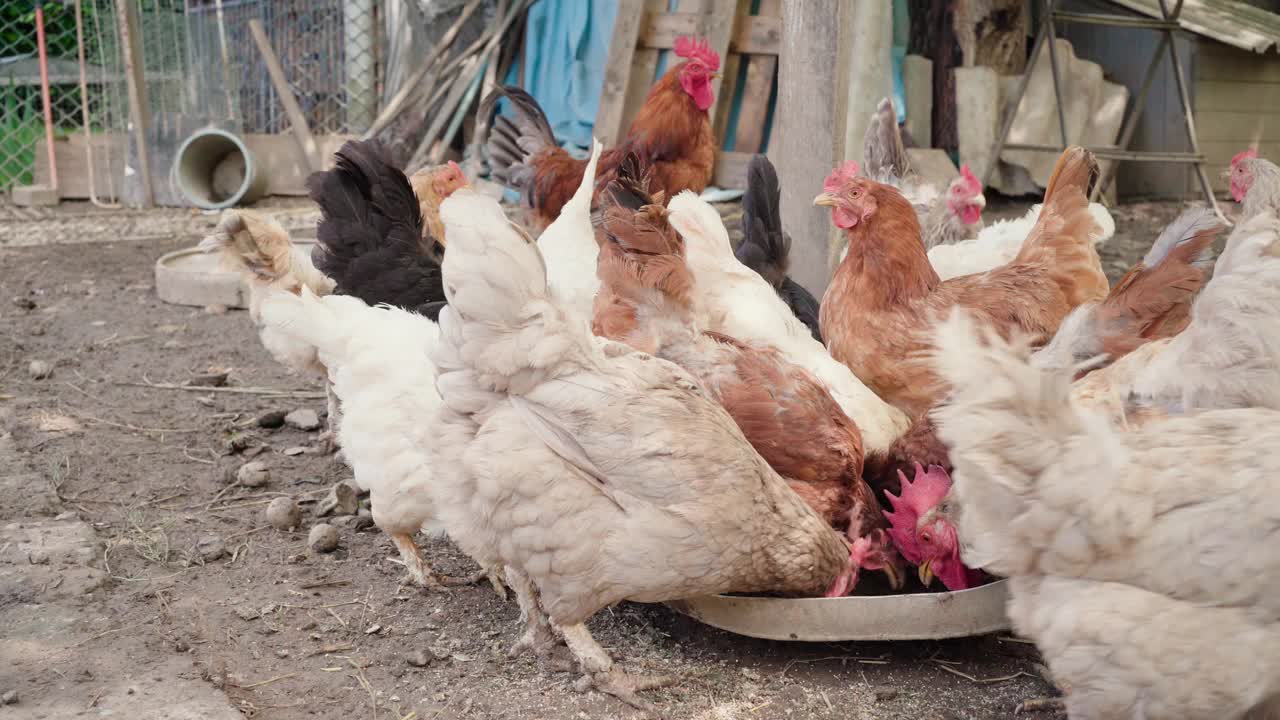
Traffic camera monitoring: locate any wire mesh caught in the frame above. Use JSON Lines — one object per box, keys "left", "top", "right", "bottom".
{"left": 185, "top": 0, "right": 382, "bottom": 136}
{"left": 0, "top": 0, "right": 381, "bottom": 200}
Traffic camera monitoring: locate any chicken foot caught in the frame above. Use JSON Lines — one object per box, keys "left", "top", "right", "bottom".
{"left": 559, "top": 622, "right": 675, "bottom": 714}
{"left": 504, "top": 569, "right": 570, "bottom": 669}
{"left": 389, "top": 533, "right": 507, "bottom": 598}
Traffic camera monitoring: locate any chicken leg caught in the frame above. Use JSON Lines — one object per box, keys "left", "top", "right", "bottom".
{"left": 558, "top": 622, "right": 675, "bottom": 713}
{"left": 389, "top": 532, "right": 507, "bottom": 598}
{"left": 504, "top": 569, "right": 568, "bottom": 668}
{"left": 317, "top": 379, "right": 342, "bottom": 455}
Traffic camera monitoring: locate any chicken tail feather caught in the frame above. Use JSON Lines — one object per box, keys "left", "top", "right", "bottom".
{"left": 199, "top": 210, "right": 333, "bottom": 296}
{"left": 434, "top": 189, "right": 590, "bottom": 396}
{"left": 1014, "top": 147, "right": 1109, "bottom": 307}
{"left": 862, "top": 97, "right": 910, "bottom": 184}
{"left": 481, "top": 85, "right": 562, "bottom": 195}
{"left": 736, "top": 155, "right": 790, "bottom": 289}
{"left": 307, "top": 139, "right": 444, "bottom": 318}
{"left": 1096, "top": 207, "right": 1221, "bottom": 355}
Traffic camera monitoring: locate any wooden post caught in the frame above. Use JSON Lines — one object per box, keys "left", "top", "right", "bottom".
{"left": 249, "top": 19, "right": 320, "bottom": 174}
{"left": 772, "top": 0, "right": 853, "bottom": 298}
{"left": 115, "top": 0, "right": 153, "bottom": 208}
{"left": 593, "top": 2, "right": 646, "bottom": 147}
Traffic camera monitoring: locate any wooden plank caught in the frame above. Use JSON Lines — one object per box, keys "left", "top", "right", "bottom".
{"left": 640, "top": 12, "right": 781, "bottom": 55}
{"left": 1195, "top": 44, "right": 1280, "bottom": 83}
{"left": 732, "top": 0, "right": 781, "bottom": 154}
{"left": 676, "top": 0, "right": 737, "bottom": 168}
{"left": 773, "top": 0, "right": 855, "bottom": 296}
{"left": 619, "top": 0, "right": 669, "bottom": 136}
{"left": 1195, "top": 80, "right": 1280, "bottom": 112}
{"left": 711, "top": 0, "right": 753, "bottom": 145}
{"left": 712, "top": 150, "right": 752, "bottom": 188}
{"left": 1193, "top": 109, "right": 1277, "bottom": 142}
{"left": 249, "top": 19, "right": 321, "bottom": 174}
{"left": 593, "top": 1, "right": 647, "bottom": 147}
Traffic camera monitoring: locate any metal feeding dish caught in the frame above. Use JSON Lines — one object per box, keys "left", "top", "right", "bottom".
{"left": 667, "top": 580, "right": 1010, "bottom": 641}
{"left": 155, "top": 236, "right": 317, "bottom": 309}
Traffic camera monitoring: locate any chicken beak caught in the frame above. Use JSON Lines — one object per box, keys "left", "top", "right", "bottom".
{"left": 883, "top": 561, "right": 904, "bottom": 591}
{"left": 975, "top": 193, "right": 987, "bottom": 209}
{"left": 918, "top": 560, "right": 935, "bottom": 587}
{"left": 814, "top": 192, "right": 839, "bottom": 208}
{"left": 709, "top": 71, "right": 723, "bottom": 80}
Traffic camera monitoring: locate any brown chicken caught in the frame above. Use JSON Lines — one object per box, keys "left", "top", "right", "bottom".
{"left": 593, "top": 156, "right": 903, "bottom": 592}
{"left": 865, "top": 206, "right": 1221, "bottom": 500}
{"left": 483, "top": 36, "right": 719, "bottom": 228}
{"left": 815, "top": 146, "right": 1110, "bottom": 417}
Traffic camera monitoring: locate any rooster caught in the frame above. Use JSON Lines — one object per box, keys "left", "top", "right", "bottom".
{"left": 483, "top": 35, "right": 719, "bottom": 229}
{"left": 664, "top": 190, "right": 911, "bottom": 454}
{"left": 594, "top": 155, "right": 902, "bottom": 591}
{"left": 816, "top": 145, "right": 1110, "bottom": 419}
{"left": 1228, "top": 147, "right": 1280, "bottom": 224}
{"left": 735, "top": 155, "right": 822, "bottom": 341}
{"left": 428, "top": 186, "right": 861, "bottom": 711}
{"left": 931, "top": 311, "right": 1280, "bottom": 720}
{"left": 882, "top": 209, "right": 1226, "bottom": 592}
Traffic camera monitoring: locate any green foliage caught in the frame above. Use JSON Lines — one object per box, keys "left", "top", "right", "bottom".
{"left": 0, "top": 89, "right": 41, "bottom": 188}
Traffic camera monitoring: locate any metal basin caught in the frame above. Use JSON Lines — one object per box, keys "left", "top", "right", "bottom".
{"left": 667, "top": 580, "right": 1010, "bottom": 641}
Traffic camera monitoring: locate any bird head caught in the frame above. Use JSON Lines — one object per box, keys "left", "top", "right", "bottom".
{"left": 884, "top": 463, "right": 977, "bottom": 591}
{"left": 1228, "top": 147, "right": 1259, "bottom": 203}
{"left": 945, "top": 164, "right": 986, "bottom": 226}
{"left": 674, "top": 36, "right": 721, "bottom": 112}
{"left": 814, "top": 161, "right": 880, "bottom": 230}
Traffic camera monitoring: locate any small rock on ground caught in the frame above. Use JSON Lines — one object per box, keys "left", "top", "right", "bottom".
{"left": 236, "top": 461, "right": 269, "bottom": 488}
{"left": 255, "top": 409, "right": 288, "bottom": 429}
{"left": 308, "top": 523, "right": 339, "bottom": 553}
{"left": 284, "top": 409, "right": 321, "bottom": 431}
{"left": 265, "top": 497, "right": 302, "bottom": 531}
{"left": 28, "top": 360, "right": 52, "bottom": 380}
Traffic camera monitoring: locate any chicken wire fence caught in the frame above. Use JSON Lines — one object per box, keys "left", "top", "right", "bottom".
{"left": 0, "top": 0, "right": 382, "bottom": 197}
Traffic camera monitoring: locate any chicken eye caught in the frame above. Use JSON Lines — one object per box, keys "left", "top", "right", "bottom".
{"left": 919, "top": 531, "right": 932, "bottom": 543}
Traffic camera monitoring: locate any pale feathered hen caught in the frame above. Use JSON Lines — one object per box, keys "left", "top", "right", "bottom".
{"left": 428, "top": 187, "right": 859, "bottom": 711}
{"left": 932, "top": 312, "right": 1280, "bottom": 720}
{"left": 199, "top": 211, "right": 342, "bottom": 448}
{"left": 666, "top": 190, "right": 911, "bottom": 453}
{"left": 1228, "top": 148, "right": 1280, "bottom": 224}
{"left": 255, "top": 289, "right": 500, "bottom": 591}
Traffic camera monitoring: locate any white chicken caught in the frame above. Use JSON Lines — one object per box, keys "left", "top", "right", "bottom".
{"left": 932, "top": 312, "right": 1280, "bottom": 720}
{"left": 200, "top": 211, "right": 342, "bottom": 447}
{"left": 925, "top": 201, "right": 1116, "bottom": 280}
{"left": 428, "top": 187, "right": 860, "bottom": 711}
{"left": 255, "top": 290, "right": 492, "bottom": 590}
{"left": 534, "top": 140, "right": 603, "bottom": 318}
{"left": 665, "top": 190, "right": 911, "bottom": 453}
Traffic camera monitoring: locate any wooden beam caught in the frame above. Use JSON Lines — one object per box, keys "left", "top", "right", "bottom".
{"left": 640, "top": 12, "right": 781, "bottom": 55}
{"left": 593, "top": 1, "right": 647, "bottom": 147}
{"left": 711, "top": 0, "right": 752, "bottom": 145}
{"left": 772, "top": 0, "right": 854, "bottom": 297}
{"left": 115, "top": 0, "right": 153, "bottom": 208}
{"left": 619, "top": 0, "right": 670, "bottom": 134}
{"left": 249, "top": 19, "right": 320, "bottom": 174}
{"left": 732, "top": 0, "right": 781, "bottom": 154}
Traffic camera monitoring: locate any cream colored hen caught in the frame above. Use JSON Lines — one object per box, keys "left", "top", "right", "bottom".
{"left": 933, "top": 313, "right": 1280, "bottom": 720}
{"left": 665, "top": 191, "right": 910, "bottom": 453}
{"left": 428, "top": 187, "right": 858, "bottom": 711}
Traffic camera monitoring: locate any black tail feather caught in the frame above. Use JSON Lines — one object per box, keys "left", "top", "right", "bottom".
{"left": 480, "top": 85, "right": 557, "bottom": 195}
{"left": 307, "top": 139, "right": 444, "bottom": 316}
{"left": 736, "top": 155, "right": 822, "bottom": 342}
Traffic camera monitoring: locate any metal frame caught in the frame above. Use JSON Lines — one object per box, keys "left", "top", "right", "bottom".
{"left": 984, "top": 0, "right": 1227, "bottom": 222}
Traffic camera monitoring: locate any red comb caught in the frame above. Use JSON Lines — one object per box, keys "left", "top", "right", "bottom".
{"left": 673, "top": 36, "right": 720, "bottom": 71}
{"left": 823, "top": 160, "right": 861, "bottom": 192}
{"left": 882, "top": 463, "right": 952, "bottom": 563}
{"left": 960, "top": 163, "right": 981, "bottom": 187}
{"left": 1231, "top": 147, "right": 1259, "bottom": 169}
{"left": 447, "top": 160, "right": 465, "bottom": 177}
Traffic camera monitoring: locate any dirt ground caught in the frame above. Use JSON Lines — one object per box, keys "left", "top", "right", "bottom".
{"left": 0, "top": 195, "right": 1208, "bottom": 720}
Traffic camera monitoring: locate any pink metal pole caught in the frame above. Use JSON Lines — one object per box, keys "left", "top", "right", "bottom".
{"left": 35, "top": 0, "right": 59, "bottom": 192}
